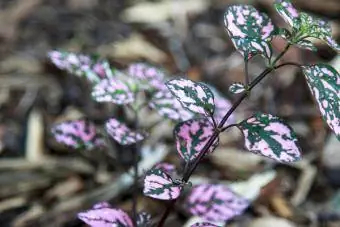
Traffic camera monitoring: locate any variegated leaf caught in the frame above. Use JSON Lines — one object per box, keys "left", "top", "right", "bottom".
{"left": 239, "top": 113, "right": 301, "bottom": 162}
{"left": 136, "top": 212, "right": 152, "bottom": 227}
{"left": 229, "top": 83, "right": 246, "bottom": 94}
{"left": 106, "top": 118, "right": 145, "bottom": 145}
{"left": 274, "top": 0, "right": 300, "bottom": 27}
{"left": 191, "top": 223, "right": 220, "bottom": 227}
{"left": 128, "top": 63, "right": 167, "bottom": 90}
{"left": 52, "top": 119, "right": 105, "bottom": 150}
{"left": 185, "top": 184, "right": 249, "bottom": 222}
{"left": 78, "top": 203, "right": 133, "bottom": 227}
{"left": 231, "top": 37, "right": 273, "bottom": 60}
{"left": 224, "top": 5, "right": 275, "bottom": 59}
{"left": 174, "top": 118, "right": 218, "bottom": 162}
{"left": 149, "top": 90, "right": 195, "bottom": 121}
{"left": 298, "top": 13, "right": 340, "bottom": 52}
{"left": 166, "top": 78, "right": 215, "bottom": 116}
{"left": 143, "top": 167, "right": 182, "bottom": 200}
{"left": 48, "top": 51, "right": 113, "bottom": 83}
{"left": 302, "top": 64, "right": 340, "bottom": 139}
{"left": 274, "top": 1, "right": 340, "bottom": 52}
{"left": 92, "top": 78, "right": 134, "bottom": 104}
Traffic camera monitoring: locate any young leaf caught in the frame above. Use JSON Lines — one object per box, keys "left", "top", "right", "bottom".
{"left": 128, "top": 63, "right": 166, "bottom": 90}
{"left": 229, "top": 83, "right": 246, "bottom": 94}
{"left": 48, "top": 51, "right": 113, "bottom": 83}
{"left": 136, "top": 212, "right": 152, "bottom": 227}
{"left": 191, "top": 223, "right": 220, "bottom": 227}
{"left": 143, "top": 167, "right": 182, "bottom": 200}
{"left": 78, "top": 203, "right": 133, "bottom": 227}
{"left": 302, "top": 64, "right": 340, "bottom": 139}
{"left": 238, "top": 113, "right": 301, "bottom": 162}
{"left": 185, "top": 184, "right": 249, "bottom": 222}
{"left": 274, "top": 0, "right": 340, "bottom": 52}
{"left": 166, "top": 78, "right": 215, "bottom": 116}
{"left": 274, "top": 0, "right": 300, "bottom": 27}
{"left": 92, "top": 78, "right": 134, "bottom": 104}
{"left": 149, "top": 90, "right": 195, "bottom": 121}
{"left": 106, "top": 118, "right": 145, "bottom": 145}
{"left": 52, "top": 119, "right": 105, "bottom": 150}
{"left": 224, "top": 5, "right": 275, "bottom": 59}
{"left": 174, "top": 118, "right": 218, "bottom": 162}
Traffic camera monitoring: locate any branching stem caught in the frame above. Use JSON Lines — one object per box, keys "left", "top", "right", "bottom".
{"left": 156, "top": 44, "right": 292, "bottom": 227}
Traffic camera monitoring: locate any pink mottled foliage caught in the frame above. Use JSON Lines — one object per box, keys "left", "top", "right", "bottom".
{"left": 185, "top": 184, "right": 249, "bottom": 222}
{"left": 78, "top": 202, "right": 133, "bottom": 227}
{"left": 105, "top": 118, "right": 145, "bottom": 145}
{"left": 174, "top": 118, "right": 218, "bottom": 162}
{"left": 143, "top": 167, "right": 182, "bottom": 200}
{"left": 52, "top": 119, "right": 104, "bottom": 150}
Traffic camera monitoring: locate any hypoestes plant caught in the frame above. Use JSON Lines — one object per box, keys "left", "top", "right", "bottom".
{"left": 49, "top": 1, "right": 339, "bottom": 226}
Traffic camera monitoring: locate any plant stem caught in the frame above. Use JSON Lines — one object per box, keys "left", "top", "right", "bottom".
{"left": 156, "top": 44, "right": 291, "bottom": 227}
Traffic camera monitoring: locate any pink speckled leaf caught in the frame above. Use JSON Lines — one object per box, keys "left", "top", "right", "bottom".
{"left": 239, "top": 113, "right": 301, "bottom": 162}
{"left": 136, "top": 212, "right": 152, "bottom": 227}
{"left": 105, "top": 118, "right": 145, "bottom": 145}
{"left": 166, "top": 78, "right": 215, "bottom": 116}
{"left": 302, "top": 64, "right": 340, "bottom": 140}
{"left": 149, "top": 90, "right": 195, "bottom": 121}
{"left": 52, "top": 119, "right": 105, "bottom": 150}
{"left": 92, "top": 78, "right": 134, "bottom": 104}
{"left": 185, "top": 184, "right": 249, "bottom": 222}
{"left": 143, "top": 167, "right": 182, "bottom": 200}
{"left": 274, "top": 0, "right": 300, "bottom": 27}
{"left": 174, "top": 118, "right": 218, "bottom": 162}
{"left": 128, "top": 63, "right": 167, "bottom": 91}
{"left": 191, "top": 223, "right": 220, "bottom": 227}
{"left": 224, "top": 5, "right": 275, "bottom": 59}
{"left": 229, "top": 83, "right": 246, "bottom": 94}
{"left": 77, "top": 203, "right": 133, "bottom": 227}
{"left": 48, "top": 51, "right": 113, "bottom": 83}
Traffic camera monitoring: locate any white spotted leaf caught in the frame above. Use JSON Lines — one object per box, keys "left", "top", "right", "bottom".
{"left": 166, "top": 78, "right": 215, "bottom": 116}
{"left": 174, "top": 118, "right": 218, "bottom": 162}
{"left": 229, "top": 83, "right": 246, "bottom": 94}
{"left": 149, "top": 90, "right": 195, "bottom": 121}
{"left": 92, "top": 78, "right": 134, "bottom": 104}
{"left": 224, "top": 5, "right": 275, "bottom": 59}
{"left": 143, "top": 167, "right": 182, "bottom": 200}
{"left": 185, "top": 184, "right": 249, "bottom": 222}
{"left": 105, "top": 118, "right": 146, "bottom": 145}
{"left": 274, "top": 0, "right": 300, "bottom": 28}
{"left": 239, "top": 113, "right": 301, "bottom": 162}
{"left": 78, "top": 202, "right": 133, "bottom": 227}
{"left": 302, "top": 64, "right": 340, "bottom": 140}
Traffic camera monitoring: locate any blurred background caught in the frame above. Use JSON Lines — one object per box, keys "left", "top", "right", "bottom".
{"left": 0, "top": 0, "right": 339, "bottom": 226}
